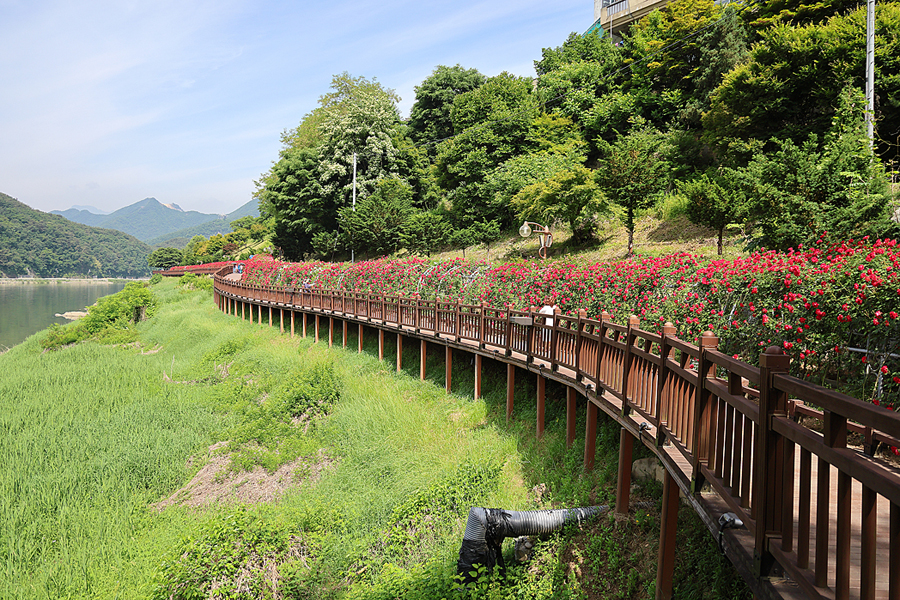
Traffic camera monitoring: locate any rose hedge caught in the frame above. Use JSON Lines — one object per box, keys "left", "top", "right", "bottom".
{"left": 234, "top": 239, "right": 899, "bottom": 407}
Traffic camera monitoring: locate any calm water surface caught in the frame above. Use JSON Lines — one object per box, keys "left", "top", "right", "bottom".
{"left": 0, "top": 281, "right": 128, "bottom": 349}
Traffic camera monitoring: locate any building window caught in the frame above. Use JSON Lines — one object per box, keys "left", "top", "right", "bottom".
{"left": 603, "top": 0, "right": 629, "bottom": 17}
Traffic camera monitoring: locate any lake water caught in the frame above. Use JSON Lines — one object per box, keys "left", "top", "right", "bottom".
{"left": 0, "top": 280, "right": 128, "bottom": 350}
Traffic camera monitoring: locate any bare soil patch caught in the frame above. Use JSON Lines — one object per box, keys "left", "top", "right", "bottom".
{"left": 155, "top": 443, "right": 336, "bottom": 509}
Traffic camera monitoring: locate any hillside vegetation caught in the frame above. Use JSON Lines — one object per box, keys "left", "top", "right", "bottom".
{"left": 0, "top": 193, "right": 151, "bottom": 278}
{"left": 252, "top": 0, "right": 898, "bottom": 263}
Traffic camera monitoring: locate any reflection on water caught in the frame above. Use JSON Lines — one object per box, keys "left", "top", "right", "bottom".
{"left": 0, "top": 281, "right": 128, "bottom": 350}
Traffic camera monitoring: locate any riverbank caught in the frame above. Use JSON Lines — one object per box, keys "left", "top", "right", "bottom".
{"left": 0, "top": 277, "right": 147, "bottom": 284}
{"left": 0, "top": 279, "right": 129, "bottom": 349}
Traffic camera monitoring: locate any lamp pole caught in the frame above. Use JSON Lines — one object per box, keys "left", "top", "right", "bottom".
{"left": 866, "top": 0, "right": 875, "bottom": 148}
{"left": 351, "top": 152, "right": 357, "bottom": 262}
{"left": 518, "top": 221, "right": 553, "bottom": 259}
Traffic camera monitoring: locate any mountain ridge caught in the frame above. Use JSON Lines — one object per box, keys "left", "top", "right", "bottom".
{"left": 51, "top": 197, "right": 257, "bottom": 243}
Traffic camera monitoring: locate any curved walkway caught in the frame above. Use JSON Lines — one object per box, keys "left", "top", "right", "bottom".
{"left": 213, "top": 272, "right": 900, "bottom": 600}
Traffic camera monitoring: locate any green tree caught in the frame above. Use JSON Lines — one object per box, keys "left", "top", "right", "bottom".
{"left": 449, "top": 220, "right": 502, "bottom": 257}
{"left": 400, "top": 211, "right": 452, "bottom": 256}
{"left": 704, "top": 4, "right": 900, "bottom": 161}
{"left": 484, "top": 144, "right": 584, "bottom": 218}
{"left": 202, "top": 234, "right": 226, "bottom": 256}
{"left": 258, "top": 73, "right": 409, "bottom": 260}
{"left": 533, "top": 38, "right": 625, "bottom": 157}
{"left": 435, "top": 72, "right": 538, "bottom": 227}
{"left": 339, "top": 178, "right": 414, "bottom": 258}
{"left": 678, "top": 173, "right": 744, "bottom": 255}
{"left": 594, "top": 123, "right": 670, "bottom": 256}
{"left": 147, "top": 247, "right": 183, "bottom": 270}
{"left": 408, "top": 65, "right": 485, "bottom": 146}
{"left": 512, "top": 166, "right": 608, "bottom": 244}
{"left": 736, "top": 88, "right": 895, "bottom": 250}
{"left": 318, "top": 73, "right": 404, "bottom": 214}
{"left": 534, "top": 29, "right": 619, "bottom": 77}
{"left": 266, "top": 146, "right": 325, "bottom": 259}
{"left": 746, "top": 0, "right": 862, "bottom": 29}
{"left": 626, "top": 0, "right": 748, "bottom": 130}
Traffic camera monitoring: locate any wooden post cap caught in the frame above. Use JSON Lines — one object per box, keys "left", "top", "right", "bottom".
{"left": 760, "top": 346, "right": 791, "bottom": 370}
{"left": 700, "top": 331, "right": 719, "bottom": 347}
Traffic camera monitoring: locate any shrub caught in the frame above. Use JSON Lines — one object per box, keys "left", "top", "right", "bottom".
{"left": 41, "top": 282, "right": 157, "bottom": 350}
{"left": 177, "top": 272, "right": 213, "bottom": 292}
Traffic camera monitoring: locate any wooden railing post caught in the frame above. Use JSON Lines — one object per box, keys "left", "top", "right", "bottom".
{"left": 596, "top": 311, "right": 610, "bottom": 392}
{"left": 656, "top": 322, "right": 676, "bottom": 448}
{"left": 656, "top": 470, "right": 680, "bottom": 600}
{"left": 691, "top": 331, "right": 719, "bottom": 493}
{"left": 584, "top": 400, "right": 598, "bottom": 471}
{"left": 575, "top": 309, "right": 586, "bottom": 381}
{"left": 526, "top": 306, "right": 537, "bottom": 364}
{"left": 621, "top": 315, "right": 640, "bottom": 418}
{"left": 754, "top": 346, "right": 791, "bottom": 578}
{"left": 504, "top": 307, "right": 513, "bottom": 357}
{"left": 478, "top": 302, "right": 486, "bottom": 349}
{"left": 455, "top": 299, "right": 461, "bottom": 342}
{"left": 550, "top": 306, "right": 561, "bottom": 371}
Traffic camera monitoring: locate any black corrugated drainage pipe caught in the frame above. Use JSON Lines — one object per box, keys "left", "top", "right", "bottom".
{"left": 457, "top": 506, "right": 608, "bottom": 583}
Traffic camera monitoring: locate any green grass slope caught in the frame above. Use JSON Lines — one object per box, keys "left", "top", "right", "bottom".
{"left": 0, "top": 279, "right": 749, "bottom": 599}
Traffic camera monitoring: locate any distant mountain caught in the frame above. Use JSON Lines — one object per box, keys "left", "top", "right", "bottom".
{"left": 147, "top": 199, "right": 260, "bottom": 248}
{"left": 0, "top": 193, "right": 152, "bottom": 278}
{"left": 52, "top": 207, "right": 107, "bottom": 227}
{"left": 147, "top": 218, "right": 230, "bottom": 248}
{"left": 50, "top": 197, "right": 255, "bottom": 243}
{"left": 70, "top": 204, "right": 108, "bottom": 214}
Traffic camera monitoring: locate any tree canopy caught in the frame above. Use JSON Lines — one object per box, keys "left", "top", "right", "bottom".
{"left": 248, "top": 3, "right": 899, "bottom": 261}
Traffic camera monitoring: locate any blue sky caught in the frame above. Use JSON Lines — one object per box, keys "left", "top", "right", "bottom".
{"left": 1, "top": 0, "right": 591, "bottom": 216}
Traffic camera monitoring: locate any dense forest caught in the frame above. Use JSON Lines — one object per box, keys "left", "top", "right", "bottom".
{"left": 0, "top": 193, "right": 152, "bottom": 278}
{"left": 255, "top": 0, "right": 899, "bottom": 262}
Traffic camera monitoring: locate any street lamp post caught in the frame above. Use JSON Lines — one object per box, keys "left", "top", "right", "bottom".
{"left": 519, "top": 221, "right": 553, "bottom": 259}
{"left": 351, "top": 152, "right": 357, "bottom": 262}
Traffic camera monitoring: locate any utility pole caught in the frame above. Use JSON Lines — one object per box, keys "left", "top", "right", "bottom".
{"left": 351, "top": 152, "right": 357, "bottom": 262}
{"left": 866, "top": 0, "right": 875, "bottom": 148}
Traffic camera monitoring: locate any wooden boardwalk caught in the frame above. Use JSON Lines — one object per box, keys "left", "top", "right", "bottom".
{"left": 211, "top": 276, "right": 900, "bottom": 600}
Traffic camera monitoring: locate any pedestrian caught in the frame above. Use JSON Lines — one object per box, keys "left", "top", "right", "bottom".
{"left": 538, "top": 298, "right": 558, "bottom": 352}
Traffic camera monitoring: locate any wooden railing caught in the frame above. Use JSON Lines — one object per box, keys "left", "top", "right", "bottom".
{"left": 153, "top": 265, "right": 234, "bottom": 277}
{"left": 214, "top": 272, "right": 900, "bottom": 600}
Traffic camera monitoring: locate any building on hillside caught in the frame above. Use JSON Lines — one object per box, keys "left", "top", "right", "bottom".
{"left": 590, "top": 0, "right": 669, "bottom": 39}
{"left": 587, "top": 0, "right": 734, "bottom": 40}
